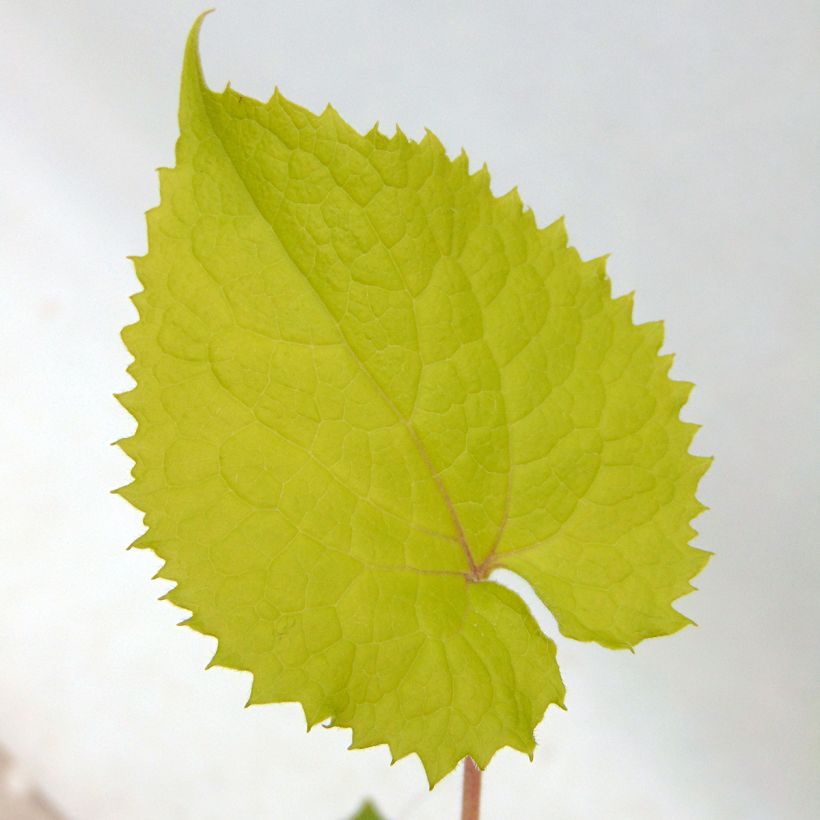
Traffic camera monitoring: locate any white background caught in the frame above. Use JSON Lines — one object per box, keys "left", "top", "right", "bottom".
{"left": 1, "top": 1, "right": 818, "bottom": 818}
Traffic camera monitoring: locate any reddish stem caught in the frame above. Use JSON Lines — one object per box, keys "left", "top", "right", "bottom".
{"left": 461, "top": 756, "right": 482, "bottom": 820}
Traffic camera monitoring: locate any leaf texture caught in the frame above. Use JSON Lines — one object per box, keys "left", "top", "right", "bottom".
{"left": 118, "top": 13, "right": 710, "bottom": 785}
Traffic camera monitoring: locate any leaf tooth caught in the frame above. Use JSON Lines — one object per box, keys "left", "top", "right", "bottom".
{"left": 127, "top": 283, "right": 148, "bottom": 309}
{"left": 499, "top": 185, "right": 524, "bottom": 215}
{"left": 346, "top": 728, "right": 372, "bottom": 751}
{"left": 245, "top": 678, "right": 266, "bottom": 707}
{"left": 669, "top": 377, "right": 696, "bottom": 409}
{"left": 588, "top": 251, "right": 611, "bottom": 270}
{"left": 512, "top": 732, "right": 538, "bottom": 761}
{"left": 124, "top": 360, "right": 143, "bottom": 380}
{"left": 420, "top": 127, "right": 446, "bottom": 155}
{"left": 114, "top": 388, "right": 144, "bottom": 422}
{"left": 344, "top": 723, "right": 395, "bottom": 758}
{"left": 155, "top": 165, "right": 176, "bottom": 188}
{"left": 614, "top": 289, "right": 636, "bottom": 320}
{"left": 150, "top": 561, "right": 171, "bottom": 581}
{"left": 120, "top": 321, "right": 143, "bottom": 353}
{"left": 112, "top": 482, "right": 147, "bottom": 512}
{"left": 581, "top": 253, "right": 611, "bottom": 290}
{"left": 638, "top": 319, "right": 665, "bottom": 353}
{"left": 669, "top": 599, "right": 698, "bottom": 628}
{"left": 473, "top": 160, "right": 490, "bottom": 180}
{"left": 384, "top": 737, "right": 413, "bottom": 766}
{"left": 114, "top": 434, "right": 137, "bottom": 458}
{"left": 212, "top": 651, "right": 247, "bottom": 674}
{"left": 467, "top": 162, "right": 492, "bottom": 199}
{"left": 658, "top": 352, "right": 675, "bottom": 376}
{"left": 690, "top": 544, "right": 714, "bottom": 562}
{"left": 143, "top": 202, "right": 163, "bottom": 228}
{"left": 303, "top": 701, "right": 331, "bottom": 729}
{"left": 691, "top": 453, "right": 713, "bottom": 479}
{"left": 678, "top": 420, "right": 702, "bottom": 447}
{"left": 128, "top": 291, "right": 149, "bottom": 314}
{"left": 125, "top": 529, "right": 153, "bottom": 553}
{"left": 305, "top": 715, "right": 326, "bottom": 731}
{"left": 669, "top": 566, "right": 710, "bottom": 610}
{"left": 545, "top": 212, "right": 566, "bottom": 233}
{"left": 537, "top": 216, "right": 567, "bottom": 258}
{"left": 389, "top": 747, "right": 412, "bottom": 766}
{"left": 178, "top": 611, "right": 210, "bottom": 636}
{"left": 691, "top": 497, "right": 710, "bottom": 518}
{"left": 391, "top": 124, "right": 408, "bottom": 147}
{"left": 320, "top": 100, "right": 338, "bottom": 120}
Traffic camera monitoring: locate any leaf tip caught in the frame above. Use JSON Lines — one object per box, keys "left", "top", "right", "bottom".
{"left": 181, "top": 8, "right": 216, "bottom": 105}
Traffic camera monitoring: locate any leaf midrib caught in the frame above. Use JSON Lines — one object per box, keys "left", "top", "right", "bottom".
{"left": 189, "top": 58, "right": 481, "bottom": 577}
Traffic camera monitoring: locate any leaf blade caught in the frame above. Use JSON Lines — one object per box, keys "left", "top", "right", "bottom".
{"left": 120, "top": 14, "right": 708, "bottom": 785}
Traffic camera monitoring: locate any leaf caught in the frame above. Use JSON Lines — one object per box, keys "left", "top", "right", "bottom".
{"left": 118, "top": 13, "right": 710, "bottom": 786}
{"left": 348, "top": 801, "right": 386, "bottom": 820}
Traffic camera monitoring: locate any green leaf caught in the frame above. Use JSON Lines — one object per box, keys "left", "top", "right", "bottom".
{"left": 118, "top": 13, "right": 710, "bottom": 786}
{"left": 348, "top": 801, "right": 386, "bottom": 820}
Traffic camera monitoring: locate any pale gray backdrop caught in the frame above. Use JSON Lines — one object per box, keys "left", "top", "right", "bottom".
{"left": 1, "top": 1, "right": 818, "bottom": 818}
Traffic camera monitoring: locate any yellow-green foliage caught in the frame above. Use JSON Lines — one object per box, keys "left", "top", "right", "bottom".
{"left": 118, "top": 13, "right": 709, "bottom": 786}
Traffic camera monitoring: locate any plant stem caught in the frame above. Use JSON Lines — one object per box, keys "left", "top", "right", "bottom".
{"left": 461, "top": 756, "right": 482, "bottom": 820}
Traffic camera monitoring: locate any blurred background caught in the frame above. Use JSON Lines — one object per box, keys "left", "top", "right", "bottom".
{"left": 1, "top": 1, "right": 818, "bottom": 818}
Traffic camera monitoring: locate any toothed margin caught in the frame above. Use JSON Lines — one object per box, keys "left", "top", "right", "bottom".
{"left": 116, "top": 10, "right": 709, "bottom": 787}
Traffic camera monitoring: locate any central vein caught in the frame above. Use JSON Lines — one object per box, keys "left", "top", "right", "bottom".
{"left": 193, "top": 68, "right": 482, "bottom": 577}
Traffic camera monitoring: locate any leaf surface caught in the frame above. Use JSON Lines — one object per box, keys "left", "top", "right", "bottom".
{"left": 119, "top": 14, "right": 709, "bottom": 785}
